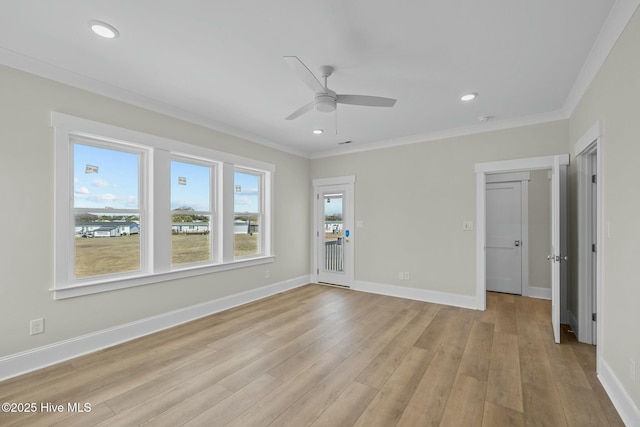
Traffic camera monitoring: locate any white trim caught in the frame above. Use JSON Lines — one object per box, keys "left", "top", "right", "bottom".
{"left": 353, "top": 280, "right": 478, "bottom": 310}
{"left": 0, "top": 275, "right": 310, "bottom": 381}
{"left": 312, "top": 175, "right": 356, "bottom": 186}
{"left": 313, "top": 176, "right": 356, "bottom": 287}
{"left": 574, "top": 121, "right": 604, "bottom": 370}
{"left": 485, "top": 171, "right": 530, "bottom": 183}
{"left": 52, "top": 112, "right": 276, "bottom": 298}
{"left": 526, "top": 285, "right": 552, "bottom": 300}
{"left": 475, "top": 154, "right": 569, "bottom": 174}
{"left": 598, "top": 357, "right": 640, "bottom": 427}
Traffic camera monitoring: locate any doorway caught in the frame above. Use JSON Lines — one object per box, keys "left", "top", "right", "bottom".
{"left": 312, "top": 176, "right": 355, "bottom": 287}
{"left": 476, "top": 154, "right": 569, "bottom": 343}
{"left": 575, "top": 122, "right": 602, "bottom": 347}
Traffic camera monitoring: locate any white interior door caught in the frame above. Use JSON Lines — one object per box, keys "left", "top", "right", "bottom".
{"left": 315, "top": 183, "right": 353, "bottom": 287}
{"left": 550, "top": 156, "right": 562, "bottom": 344}
{"left": 486, "top": 181, "right": 522, "bottom": 294}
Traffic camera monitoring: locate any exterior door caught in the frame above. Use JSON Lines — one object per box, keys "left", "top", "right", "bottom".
{"left": 486, "top": 181, "right": 523, "bottom": 294}
{"left": 314, "top": 179, "right": 354, "bottom": 287}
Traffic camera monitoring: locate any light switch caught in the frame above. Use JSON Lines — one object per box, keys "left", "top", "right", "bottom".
{"left": 463, "top": 221, "right": 473, "bottom": 231}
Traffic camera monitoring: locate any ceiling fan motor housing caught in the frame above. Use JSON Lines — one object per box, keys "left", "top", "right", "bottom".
{"left": 314, "top": 93, "right": 337, "bottom": 112}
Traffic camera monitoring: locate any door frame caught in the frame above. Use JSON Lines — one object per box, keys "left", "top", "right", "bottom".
{"left": 575, "top": 121, "right": 603, "bottom": 354}
{"left": 312, "top": 175, "right": 355, "bottom": 287}
{"left": 485, "top": 173, "right": 530, "bottom": 295}
{"left": 475, "top": 154, "right": 569, "bottom": 311}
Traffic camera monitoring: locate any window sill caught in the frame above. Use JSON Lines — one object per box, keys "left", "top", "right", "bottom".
{"left": 51, "top": 256, "right": 275, "bottom": 300}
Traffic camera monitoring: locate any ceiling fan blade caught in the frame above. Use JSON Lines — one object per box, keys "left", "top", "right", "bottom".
{"left": 283, "top": 56, "right": 326, "bottom": 94}
{"left": 285, "top": 101, "right": 314, "bottom": 120}
{"left": 337, "top": 94, "right": 397, "bottom": 107}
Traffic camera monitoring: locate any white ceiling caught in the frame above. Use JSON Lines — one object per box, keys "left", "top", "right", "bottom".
{"left": 0, "top": 1, "right": 634, "bottom": 158}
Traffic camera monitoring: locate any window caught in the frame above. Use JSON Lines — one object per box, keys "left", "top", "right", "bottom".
{"left": 73, "top": 140, "right": 145, "bottom": 278}
{"left": 234, "top": 169, "right": 262, "bottom": 258}
{"left": 53, "top": 113, "right": 274, "bottom": 299}
{"left": 171, "top": 160, "right": 214, "bottom": 265}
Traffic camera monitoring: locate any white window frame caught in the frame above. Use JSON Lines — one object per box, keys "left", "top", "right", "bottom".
{"left": 52, "top": 112, "right": 275, "bottom": 299}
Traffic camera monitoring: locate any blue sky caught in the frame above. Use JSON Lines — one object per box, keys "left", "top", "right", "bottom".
{"left": 74, "top": 144, "right": 139, "bottom": 210}
{"left": 73, "top": 143, "right": 259, "bottom": 213}
{"left": 171, "top": 160, "right": 210, "bottom": 211}
{"left": 234, "top": 171, "right": 260, "bottom": 213}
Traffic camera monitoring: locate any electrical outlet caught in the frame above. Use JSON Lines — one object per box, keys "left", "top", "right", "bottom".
{"left": 30, "top": 318, "right": 44, "bottom": 336}
{"left": 398, "top": 272, "right": 404, "bottom": 280}
{"left": 404, "top": 272, "right": 411, "bottom": 280}
{"left": 463, "top": 221, "right": 473, "bottom": 231}
{"left": 265, "top": 270, "right": 270, "bottom": 279}
{"left": 630, "top": 358, "right": 636, "bottom": 383}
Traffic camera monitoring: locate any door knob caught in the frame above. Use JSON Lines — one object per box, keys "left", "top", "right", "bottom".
{"left": 514, "top": 240, "right": 520, "bottom": 247}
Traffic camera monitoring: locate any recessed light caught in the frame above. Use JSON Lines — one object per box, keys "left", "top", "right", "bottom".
{"left": 88, "top": 20, "right": 119, "bottom": 39}
{"left": 460, "top": 92, "right": 478, "bottom": 102}
{"left": 312, "top": 129, "right": 324, "bottom": 135}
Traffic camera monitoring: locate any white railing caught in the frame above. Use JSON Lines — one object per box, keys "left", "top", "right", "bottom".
{"left": 324, "top": 239, "right": 344, "bottom": 272}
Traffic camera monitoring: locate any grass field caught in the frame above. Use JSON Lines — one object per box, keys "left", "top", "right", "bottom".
{"left": 75, "top": 234, "right": 259, "bottom": 278}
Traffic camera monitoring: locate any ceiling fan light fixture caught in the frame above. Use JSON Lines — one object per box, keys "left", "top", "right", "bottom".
{"left": 314, "top": 94, "right": 336, "bottom": 113}
{"left": 460, "top": 92, "right": 478, "bottom": 102}
{"left": 88, "top": 20, "right": 119, "bottom": 39}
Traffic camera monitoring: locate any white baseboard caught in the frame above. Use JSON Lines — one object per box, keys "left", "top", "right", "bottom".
{"left": 524, "top": 285, "right": 551, "bottom": 299}
{"left": 0, "top": 275, "right": 310, "bottom": 382}
{"left": 353, "top": 280, "right": 478, "bottom": 310}
{"left": 598, "top": 357, "right": 640, "bottom": 427}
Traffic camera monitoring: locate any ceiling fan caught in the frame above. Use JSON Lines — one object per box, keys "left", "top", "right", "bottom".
{"left": 283, "top": 56, "right": 397, "bottom": 120}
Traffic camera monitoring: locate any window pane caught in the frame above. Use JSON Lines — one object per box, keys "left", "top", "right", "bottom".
{"left": 171, "top": 161, "right": 210, "bottom": 211}
{"left": 234, "top": 215, "right": 260, "bottom": 256}
{"left": 234, "top": 171, "right": 260, "bottom": 214}
{"left": 74, "top": 143, "right": 139, "bottom": 209}
{"left": 74, "top": 213, "right": 140, "bottom": 278}
{"left": 234, "top": 171, "right": 261, "bottom": 257}
{"left": 171, "top": 161, "right": 211, "bottom": 265}
{"left": 171, "top": 216, "right": 211, "bottom": 264}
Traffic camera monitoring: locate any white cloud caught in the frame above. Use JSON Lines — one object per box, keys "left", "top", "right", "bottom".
{"left": 74, "top": 187, "right": 90, "bottom": 199}
{"left": 92, "top": 178, "right": 109, "bottom": 187}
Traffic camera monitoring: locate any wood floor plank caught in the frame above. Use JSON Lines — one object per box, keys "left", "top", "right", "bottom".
{"left": 458, "top": 320, "right": 495, "bottom": 381}
{"left": 486, "top": 332, "right": 524, "bottom": 412}
{"left": 355, "top": 321, "right": 425, "bottom": 389}
{"left": 439, "top": 374, "right": 487, "bottom": 427}
{"left": 309, "top": 382, "right": 377, "bottom": 427}
{"left": 413, "top": 306, "right": 459, "bottom": 351}
{"left": 227, "top": 351, "right": 343, "bottom": 427}
{"left": 0, "top": 287, "right": 624, "bottom": 427}
{"left": 353, "top": 347, "right": 433, "bottom": 427}
{"left": 482, "top": 401, "right": 524, "bottom": 427}
{"left": 395, "top": 347, "right": 458, "bottom": 427}
{"left": 181, "top": 374, "right": 282, "bottom": 427}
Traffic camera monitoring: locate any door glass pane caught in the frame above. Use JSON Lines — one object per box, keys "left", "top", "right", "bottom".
{"left": 323, "top": 193, "right": 344, "bottom": 272}
{"left": 171, "top": 161, "right": 211, "bottom": 265}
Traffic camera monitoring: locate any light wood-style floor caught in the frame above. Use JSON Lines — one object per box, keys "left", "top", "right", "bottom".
{"left": 0, "top": 285, "right": 623, "bottom": 426}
